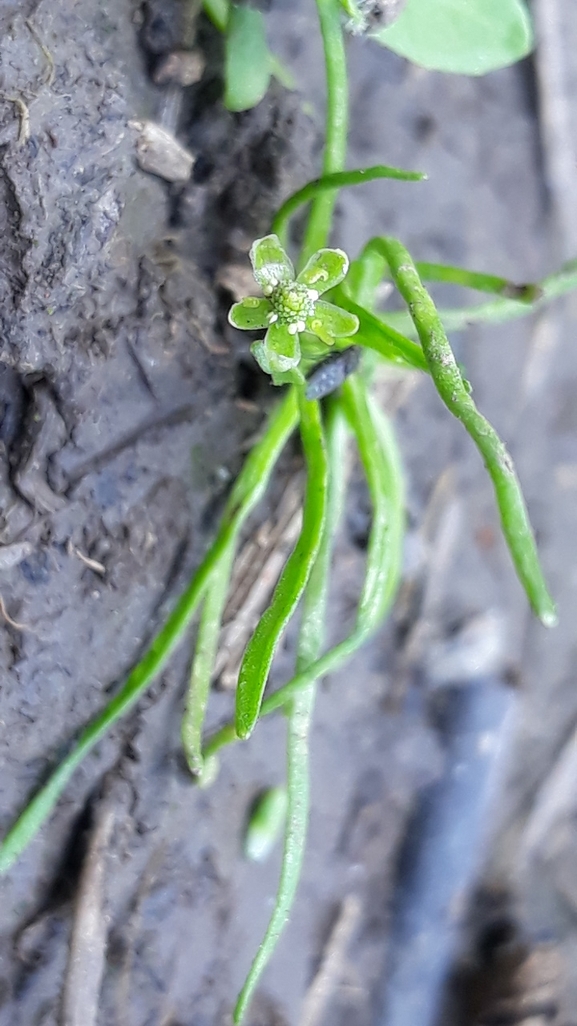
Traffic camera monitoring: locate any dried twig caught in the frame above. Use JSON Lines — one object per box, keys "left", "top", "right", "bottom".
{"left": 0, "top": 594, "right": 30, "bottom": 632}
{"left": 25, "top": 19, "right": 56, "bottom": 87}
{"left": 299, "top": 894, "right": 362, "bottom": 1026}
{"left": 62, "top": 805, "right": 115, "bottom": 1026}
{"left": 0, "top": 94, "right": 30, "bottom": 145}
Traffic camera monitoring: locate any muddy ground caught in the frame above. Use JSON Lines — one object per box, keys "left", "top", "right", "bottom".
{"left": 1, "top": 1, "right": 577, "bottom": 1025}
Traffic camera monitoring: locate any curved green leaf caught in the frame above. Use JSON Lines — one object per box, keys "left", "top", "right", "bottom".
{"left": 373, "top": 0, "right": 533, "bottom": 76}
{"left": 235, "top": 395, "right": 328, "bottom": 740}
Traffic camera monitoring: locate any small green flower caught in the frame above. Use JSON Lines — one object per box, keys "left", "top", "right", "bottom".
{"left": 228, "top": 234, "right": 359, "bottom": 382}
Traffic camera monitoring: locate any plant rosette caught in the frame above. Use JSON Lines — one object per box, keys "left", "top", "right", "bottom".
{"left": 228, "top": 234, "right": 359, "bottom": 385}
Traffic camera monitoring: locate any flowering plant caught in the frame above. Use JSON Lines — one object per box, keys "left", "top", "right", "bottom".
{"left": 228, "top": 234, "right": 359, "bottom": 382}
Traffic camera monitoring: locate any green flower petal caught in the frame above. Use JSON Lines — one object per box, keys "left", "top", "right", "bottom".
{"left": 264, "top": 321, "right": 301, "bottom": 371}
{"left": 297, "top": 248, "right": 349, "bottom": 294}
{"left": 306, "top": 300, "right": 359, "bottom": 345}
{"left": 250, "top": 235, "right": 295, "bottom": 293}
{"left": 229, "top": 297, "right": 273, "bottom": 330}
{"left": 250, "top": 340, "right": 272, "bottom": 374}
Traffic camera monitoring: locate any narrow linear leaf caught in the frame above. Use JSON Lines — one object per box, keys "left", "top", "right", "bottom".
{"left": 381, "top": 235, "right": 556, "bottom": 626}
{"left": 415, "top": 261, "right": 540, "bottom": 302}
{"left": 235, "top": 394, "right": 328, "bottom": 739}
{"left": 272, "top": 164, "right": 425, "bottom": 244}
{"left": 380, "top": 257, "right": 577, "bottom": 336}
{"left": 235, "top": 690, "right": 312, "bottom": 1024}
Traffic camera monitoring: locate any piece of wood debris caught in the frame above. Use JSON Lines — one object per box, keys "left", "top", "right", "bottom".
{"left": 299, "top": 894, "right": 362, "bottom": 1026}
{"left": 67, "top": 540, "right": 106, "bottom": 575}
{"left": 0, "top": 594, "right": 30, "bottom": 632}
{"left": 61, "top": 805, "right": 115, "bottom": 1026}
{"left": 130, "top": 120, "right": 194, "bottom": 183}
{"left": 25, "top": 19, "right": 56, "bottom": 87}
{"left": 0, "top": 94, "right": 30, "bottom": 145}
{"left": 478, "top": 944, "right": 562, "bottom": 1026}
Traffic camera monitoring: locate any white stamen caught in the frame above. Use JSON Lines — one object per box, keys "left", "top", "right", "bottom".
{"left": 308, "top": 289, "right": 319, "bottom": 301}
{"left": 296, "top": 320, "right": 306, "bottom": 333}
{"left": 288, "top": 323, "right": 298, "bottom": 335}
{"left": 268, "top": 312, "right": 278, "bottom": 323}
{"left": 263, "top": 285, "right": 273, "bottom": 296}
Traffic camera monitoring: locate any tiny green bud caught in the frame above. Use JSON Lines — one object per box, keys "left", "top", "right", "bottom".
{"left": 244, "top": 786, "right": 288, "bottom": 862}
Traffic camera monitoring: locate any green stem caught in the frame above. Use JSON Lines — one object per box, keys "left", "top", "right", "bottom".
{"left": 233, "top": 403, "right": 348, "bottom": 1024}
{"left": 381, "top": 236, "right": 557, "bottom": 627}
{"left": 0, "top": 392, "right": 299, "bottom": 874}
{"left": 300, "top": 0, "right": 348, "bottom": 264}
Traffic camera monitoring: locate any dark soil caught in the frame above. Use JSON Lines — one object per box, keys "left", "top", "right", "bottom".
{"left": 1, "top": 2, "right": 577, "bottom": 1025}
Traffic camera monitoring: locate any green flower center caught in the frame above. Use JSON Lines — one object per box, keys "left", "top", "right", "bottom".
{"left": 269, "top": 282, "right": 317, "bottom": 329}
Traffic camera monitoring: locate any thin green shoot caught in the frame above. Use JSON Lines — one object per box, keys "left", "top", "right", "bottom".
{"left": 380, "top": 257, "right": 577, "bottom": 336}
{"left": 349, "top": 237, "right": 540, "bottom": 310}
{"left": 271, "top": 164, "right": 426, "bottom": 246}
{"left": 235, "top": 393, "right": 328, "bottom": 739}
{"left": 234, "top": 402, "right": 349, "bottom": 1024}
{"left": 415, "top": 261, "right": 539, "bottom": 301}
{"left": 300, "top": 0, "right": 349, "bottom": 266}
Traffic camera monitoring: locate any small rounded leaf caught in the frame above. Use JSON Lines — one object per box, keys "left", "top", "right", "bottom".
{"left": 307, "top": 300, "right": 359, "bottom": 345}
{"left": 298, "top": 248, "right": 349, "bottom": 293}
{"left": 250, "top": 235, "right": 295, "bottom": 291}
{"left": 229, "top": 297, "right": 273, "bottom": 330}
{"left": 372, "top": 0, "right": 533, "bottom": 76}
{"left": 224, "top": 5, "right": 271, "bottom": 112}
{"left": 244, "top": 787, "right": 288, "bottom": 862}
